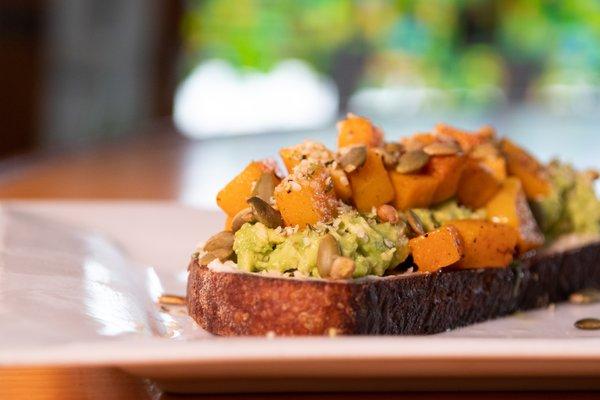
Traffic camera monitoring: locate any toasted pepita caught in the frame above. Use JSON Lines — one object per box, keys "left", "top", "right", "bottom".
{"left": 231, "top": 207, "right": 256, "bottom": 232}
{"left": 395, "top": 150, "right": 429, "bottom": 174}
{"left": 406, "top": 209, "right": 425, "bottom": 236}
{"left": 339, "top": 145, "right": 367, "bottom": 173}
{"left": 575, "top": 318, "right": 600, "bottom": 330}
{"left": 423, "top": 141, "right": 461, "bottom": 156}
{"left": 252, "top": 172, "right": 278, "bottom": 202}
{"left": 204, "top": 231, "right": 234, "bottom": 252}
{"left": 247, "top": 196, "right": 284, "bottom": 228}
{"left": 317, "top": 234, "right": 340, "bottom": 278}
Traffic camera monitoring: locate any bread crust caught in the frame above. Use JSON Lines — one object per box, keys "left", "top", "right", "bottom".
{"left": 187, "top": 240, "right": 600, "bottom": 336}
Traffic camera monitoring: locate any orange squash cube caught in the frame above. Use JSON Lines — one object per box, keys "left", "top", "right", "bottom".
{"left": 500, "top": 138, "right": 551, "bottom": 200}
{"left": 389, "top": 172, "right": 439, "bottom": 210}
{"left": 446, "top": 220, "right": 518, "bottom": 269}
{"left": 409, "top": 226, "right": 465, "bottom": 272}
{"left": 216, "top": 161, "right": 275, "bottom": 217}
{"left": 279, "top": 142, "right": 352, "bottom": 202}
{"left": 457, "top": 160, "right": 502, "bottom": 209}
{"left": 274, "top": 163, "right": 338, "bottom": 228}
{"left": 337, "top": 114, "right": 384, "bottom": 149}
{"left": 425, "top": 155, "right": 467, "bottom": 204}
{"left": 348, "top": 149, "right": 395, "bottom": 212}
{"left": 485, "top": 177, "right": 544, "bottom": 253}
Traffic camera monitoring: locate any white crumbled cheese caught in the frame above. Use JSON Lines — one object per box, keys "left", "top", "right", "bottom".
{"left": 207, "top": 259, "right": 238, "bottom": 272}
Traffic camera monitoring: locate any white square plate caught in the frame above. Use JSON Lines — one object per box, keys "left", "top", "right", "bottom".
{"left": 2, "top": 201, "right": 600, "bottom": 393}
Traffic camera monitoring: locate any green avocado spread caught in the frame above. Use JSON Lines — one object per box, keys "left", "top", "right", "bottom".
{"left": 411, "top": 200, "right": 485, "bottom": 233}
{"left": 533, "top": 161, "right": 600, "bottom": 239}
{"left": 233, "top": 211, "right": 410, "bottom": 278}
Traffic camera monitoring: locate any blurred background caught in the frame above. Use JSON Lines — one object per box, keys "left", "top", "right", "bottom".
{"left": 1, "top": 0, "right": 599, "bottom": 208}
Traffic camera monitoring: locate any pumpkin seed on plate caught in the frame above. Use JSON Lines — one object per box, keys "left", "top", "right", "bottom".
{"left": 406, "top": 209, "right": 425, "bottom": 236}
{"left": 423, "top": 141, "right": 461, "bottom": 156}
{"left": 247, "top": 196, "right": 284, "bottom": 228}
{"left": 204, "top": 231, "right": 234, "bottom": 252}
{"left": 317, "top": 234, "right": 340, "bottom": 278}
{"left": 252, "top": 172, "right": 278, "bottom": 202}
{"left": 574, "top": 318, "right": 600, "bottom": 330}
{"left": 231, "top": 207, "right": 256, "bottom": 232}
{"left": 395, "top": 150, "right": 429, "bottom": 174}
{"left": 339, "top": 145, "right": 367, "bottom": 173}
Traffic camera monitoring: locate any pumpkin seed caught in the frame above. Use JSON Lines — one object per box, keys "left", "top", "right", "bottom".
{"left": 204, "top": 231, "right": 234, "bottom": 252}
{"left": 231, "top": 207, "right": 256, "bottom": 232}
{"left": 471, "top": 142, "right": 498, "bottom": 159}
{"left": 158, "top": 294, "right": 186, "bottom": 306}
{"left": 570, "top": 288, "right": 600, "bottom": 305}
{"left": 423, "top": 141, "right": 461, "bottom": 156}
{"left": 395, "top": 150, "right": 429, "bottom": 174}
{"left": 247, "top": 196, "right": 284, "bottom": 228}
{"left": 198, "top": 247, "right": 234, "bottom": 265}
{"left": 330, "top": 256, "right": 355, "bottom": 279}
{"left": 574, "top": 318, "right": 600, "bottom": 330}
{"left": 406, "top": 209, "right": 425, "bottom": 236}
{"left": 317, "top": 234, "right": 340, "bottom": 278}
{"left": 252, "top": 172, "right": 278, "bottom": 202}
{"left": 382, "top": 142, "right": 404, "bottom": 169}
{"left": 198, "top": 252, "right": 217, "bottom": 265}
{"left": 339, "top": 145, "right": 367, "bottom": 173}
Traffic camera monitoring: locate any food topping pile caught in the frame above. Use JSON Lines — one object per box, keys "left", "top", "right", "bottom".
{"left": 197, "top": 114, "right": 600, "bottom": 279}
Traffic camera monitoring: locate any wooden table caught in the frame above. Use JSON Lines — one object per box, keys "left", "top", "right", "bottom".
{"left": 1, "top": 127, "right": 598, "bottom": 399}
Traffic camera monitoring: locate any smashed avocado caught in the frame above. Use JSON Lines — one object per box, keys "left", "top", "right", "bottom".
{"left": 533, "top": 161, "right": 600, "bottom": 239}
{"left": 233, "top": 211, "right": 409, "bottom": 278}
{"left": 411, "top": 200, "right": 486, "bottom": 232}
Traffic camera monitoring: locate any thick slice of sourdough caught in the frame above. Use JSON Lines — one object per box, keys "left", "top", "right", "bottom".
{"left": 187, "top": 237, "right": 600, "bottom": 336}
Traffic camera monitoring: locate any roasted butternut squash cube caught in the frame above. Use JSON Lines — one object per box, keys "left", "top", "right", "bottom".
{"left": 274, "top": 163, "right": 338, "bottom": 227}
{"left": 224, "top": 215, "right": 234, "bottom": 231}
{"left": 425, "top": 155, "right": 467, "bottom": 204}
{"left": 337, "top": 114, "right": 384, "bottom": 149}
{"left": 457, "top": 160, "right": 502, "bottom": 209}
{"left": 348, "top": 149, "right": 395, "bottom": 212}
{"left": 435, "top": 123, "right": 494, "bottom": 152}
{"left": 409, "top": 226, "right": 465, "bottom": 272}
{"left": 485, "top": 177, "right": 544, "bottom": 253}
{"left": 279, "top": 142, "right": 352, "bottom": 202}
{"left": 389, "top": 172, "right": 439, "bottom": 210}
{"left": 500, "top": 138, "right": 551, "bottom": 200}
{"left": 279, "top": 141, "right": 333, "bottom": 173}
{"left": 446, "top": 220, "right": 518, "bottom": 269}
{"left": 216, "top": 161, "right": 274, "bottom": 217}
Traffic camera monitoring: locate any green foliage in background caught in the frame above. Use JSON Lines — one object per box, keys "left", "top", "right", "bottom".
{"left": 182, "top": 0, "right": 600, "bottom": 104}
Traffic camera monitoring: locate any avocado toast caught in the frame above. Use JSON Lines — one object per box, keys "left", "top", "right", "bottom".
{"left": 187, "top": 115, "right": 600, "bottom": 336}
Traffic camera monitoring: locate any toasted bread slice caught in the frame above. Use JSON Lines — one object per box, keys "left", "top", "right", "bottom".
{"left": 187, "top": 237, "right": 600, "bottom": 336}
